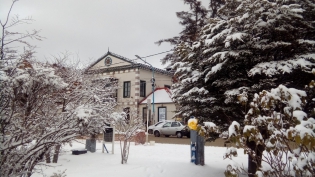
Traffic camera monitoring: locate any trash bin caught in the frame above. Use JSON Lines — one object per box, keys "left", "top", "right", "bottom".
{"left": 85, "top": 139, "right": 96, "bottom": 152}
{"left": 104, "top": 128, "right": 113, "bottom": 142}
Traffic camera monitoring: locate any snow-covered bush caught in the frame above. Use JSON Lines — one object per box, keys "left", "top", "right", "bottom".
{"left": 225, "top": 84, "right": 315, "bottom": 177}
{"left": 188, "top": 118, "right": 220, "bottom": 141}
{"left": 0, "top": 1, "right": 119, "bottom": 175}
{"left": 0, "top": 59, "right": 79, "bottom": 176}
{"left": 74, "top": 76, "right": 118, "bottom": 138}
{"left": 0, "top": 48, "right": 118, "bottom": 177}
{"left": 110, "top": 108, "right": 144, "bottom": 164}
{"left": 198, "top": 121, "right": 221, "bottom": 142}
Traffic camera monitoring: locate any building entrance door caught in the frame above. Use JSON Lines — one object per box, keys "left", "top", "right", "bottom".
{"left": 158, "top": 107, "right": 166, "bottom": 122}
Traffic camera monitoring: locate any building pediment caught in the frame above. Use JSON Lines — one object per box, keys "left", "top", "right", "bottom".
{"left": 87, "top": 51, "right": 134, "bottom": 71}
{"left": 86, "top": 51, "right": 173, "bottom": 75}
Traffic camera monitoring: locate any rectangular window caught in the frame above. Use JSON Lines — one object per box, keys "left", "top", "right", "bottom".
{"left": 123, "top": 81, "right": 131, "bottom": 98}
{"left": 140, "top": 80, "right": 146, "bottom": 97}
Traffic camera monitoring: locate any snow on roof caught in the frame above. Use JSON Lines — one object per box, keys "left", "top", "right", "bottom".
{"left": 140, "top": 88, "right": 173, "bottom": 104}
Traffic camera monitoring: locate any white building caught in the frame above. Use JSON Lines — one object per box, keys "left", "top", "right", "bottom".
{"left": 86, "top": 51, "right": 177, "bottom": 124}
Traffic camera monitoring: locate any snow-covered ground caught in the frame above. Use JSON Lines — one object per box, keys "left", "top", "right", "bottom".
{"left": 33, "top": 140, "right": 248, "bottom": 177}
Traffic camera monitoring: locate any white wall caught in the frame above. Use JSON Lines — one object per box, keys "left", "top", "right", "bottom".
{"left": 89, "top": 53, "right": 174, "bottom": 122}
{"left": 138, "top": 102, "right": 177, "bottom": 125}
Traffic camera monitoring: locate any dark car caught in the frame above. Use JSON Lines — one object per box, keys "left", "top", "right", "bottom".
{"left": 180, "top": 126, "right": 190, "bottom": 138}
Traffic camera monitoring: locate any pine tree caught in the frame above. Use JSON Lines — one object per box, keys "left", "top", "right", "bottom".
{"left": 156, "top": 0, "right": 209, "bottom": 66}
{"left": 208, "top": 0, "right": 225, "bottom": 18}
{"left": 172, "top": 0, "right": 315, "bottom": 129}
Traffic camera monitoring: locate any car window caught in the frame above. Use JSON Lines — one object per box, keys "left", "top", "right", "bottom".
{"left": 155, "top": 122, "right": 163, "bottom": 126}
{"left": 163, "top": 122, "right": 171, "bottom": 127}
{"left": 171, "top": 122, "right": 179, "bottom": 127}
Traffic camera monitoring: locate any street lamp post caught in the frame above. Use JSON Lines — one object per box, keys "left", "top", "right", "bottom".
{"left": 135, "top": 55, "right": 155, "bottom": 144}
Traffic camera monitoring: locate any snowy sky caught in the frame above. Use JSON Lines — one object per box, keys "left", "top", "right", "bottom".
{"left": 1, "top": 0, "right": 208, "bottom": 69}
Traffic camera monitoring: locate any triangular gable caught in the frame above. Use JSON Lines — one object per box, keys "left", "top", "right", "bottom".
{"left": 140, "top": 88, "right": 173, "bottom": 104}
{"left": 86, "top": 51, "right": 174, "bottom": 76}
{"left": 88, "top": 51, "right": 135, "bottom": 70}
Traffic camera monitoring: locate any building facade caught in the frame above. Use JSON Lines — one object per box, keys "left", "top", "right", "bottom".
{"left": 86, "top": 51, "right": 176, "bottom": 124}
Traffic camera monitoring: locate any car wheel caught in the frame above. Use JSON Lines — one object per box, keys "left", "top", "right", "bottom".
{"left": 176, "top": 132, "right": 182, "bottom": 138}
{"left": 165, "top": 135, "right": 170, "bottom": 137}
{"left": 154, "top": 131, "right": 160, "bottom": 137}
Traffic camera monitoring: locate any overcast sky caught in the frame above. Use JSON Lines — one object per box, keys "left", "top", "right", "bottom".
{"left": 1, "top": 0, "right": 209, "bottom": 69}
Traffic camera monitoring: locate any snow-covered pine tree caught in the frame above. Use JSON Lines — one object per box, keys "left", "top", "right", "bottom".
{"left": 155, "top": 0, "right": 221, "bottom": 123}
{"left": 156, "top": 0, "right": 209, "bottom": 66}
{"left": 208, "top": 0, "right": 225, "bottom": 18}
{"left": 172, "top": 0, "right": 315, "bottom": 129}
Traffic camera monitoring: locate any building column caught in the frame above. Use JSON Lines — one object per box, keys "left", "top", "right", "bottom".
{"left": 134, "top": 68, "right": 140, "bottom": 111}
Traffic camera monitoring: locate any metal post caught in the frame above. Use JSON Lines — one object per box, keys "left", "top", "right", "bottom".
{"left": 102, "top": 140, "right": 104, "bottom": 153}
{"left": 146, "top": 99, "right": 151, "bottom": 144}
{"left": 112, "top": 126, "right": 115, "bottom": 154}
{"left": 152, "top": 68, "right": 155, "bottom": 124}
{"left": 102, "top": 130, "right": 104, "bottom": 153}
{"left": 135, "top": 55, "right": 155, "bottom": 125}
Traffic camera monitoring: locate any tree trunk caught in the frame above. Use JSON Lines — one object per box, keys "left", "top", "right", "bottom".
{"left": 45, "top": 151, "right": 51, "bottom": 163}
{"left": 121, "top": 139, "right": 130, "bottom": 164}
{"left": 247, "top": 140, "right": 264, "bottom": 177}
{"left": 52, "top": 144, "right": 61, "bottom": 163}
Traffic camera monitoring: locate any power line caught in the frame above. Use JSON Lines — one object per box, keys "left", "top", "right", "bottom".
{"left": 138, "top": 50, "right": 173, "bottom": 59}
{"left": 90, "top": 50, "right": 173, "bottom": 68}
{"left": 108, "top": 50, "right": 173, "bottom": 66}
{"left": 131, "top": 50, "right": 173, "bottom": 66}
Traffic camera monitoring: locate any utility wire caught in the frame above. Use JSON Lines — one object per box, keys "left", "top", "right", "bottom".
{"left": 94, "top": 50, "right": 173, "bottom": 67}
{"left": 138, "top": 50, "right": 173, "bottom": 59}
{"left": 131, "top": 49, "right": 173, "bottom": 66}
